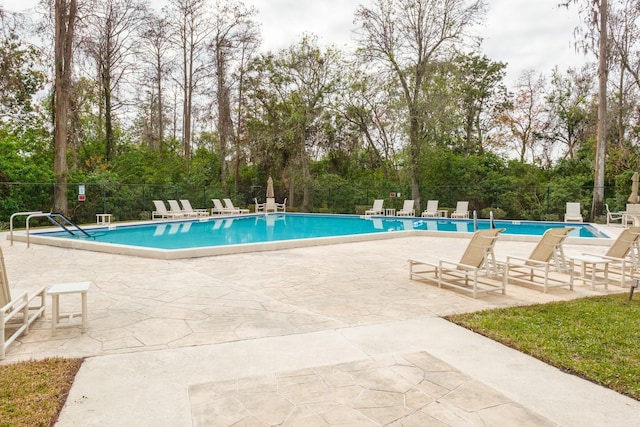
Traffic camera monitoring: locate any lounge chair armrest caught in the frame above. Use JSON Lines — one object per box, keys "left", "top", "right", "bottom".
{"left": 504, "top": 255, "right": 548, "bottom": 267}
{"left": 582, "top": 253, "right": 628, "bottom": 264}
{"left": 408, "top": 258, "right": 438, "bottom": 269}
{"left": 1, "top": 292, "right": 29, "bottom": 323}
{"left": 438, "top": 259, "right": 477, "bottom": 272}
{"left": 581, "top": 252, "right": 609, "bottom": 260}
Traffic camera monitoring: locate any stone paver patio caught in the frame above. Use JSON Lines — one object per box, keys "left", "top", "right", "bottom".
{"left": 190, "top": 352, "right": 555, "bottom": 427}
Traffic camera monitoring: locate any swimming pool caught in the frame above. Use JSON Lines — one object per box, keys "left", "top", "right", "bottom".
{"left": 19, "top": 213, "right": 608, "bottom": 259}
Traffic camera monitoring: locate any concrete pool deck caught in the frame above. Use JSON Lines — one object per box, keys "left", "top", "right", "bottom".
{"left": 1, "top": 227, "right": 639, "bottom": 426}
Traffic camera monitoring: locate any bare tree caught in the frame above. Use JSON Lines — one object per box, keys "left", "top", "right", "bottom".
{"left": 82, "top": 0, "right": 147, "bottom": 161}
{"left": 167, "top": 0, "right": 212, "bottom": 171}
{"left": 138, "top": 13, "right": 173, "bottom": 149}
{"left": 53, "top": 0, "right": 77, "bottom": 214}
{"left": 608, "top": 0, "right": 640, "bottom": 160}
{"left": 230, "top": 17, "right": 260, "bottom": 192}
{"left": 354, "top": 0, "right": 485, "bottom": 211}
{"left": 0, "top": 11, "right": 47, "bottom": 125}
{"left": 209, "top": 0, "right": 258, "bottom": 192}
{"left": 338, "top": 69, "right": 402, "bottom": 179}
{"left": 498, "top": 71, "right": 549, "bottom": 164}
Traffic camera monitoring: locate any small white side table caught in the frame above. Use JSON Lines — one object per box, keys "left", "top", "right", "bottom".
{"left": 437, "top": 210, "right": 449, "bottom": 218}
{"left": 96, "top": 213, "right": 112, "bottom": 225}
{"left": 385, "top": 208, "right": 396, "bottom": 216}
{"left": 48, "top": 281, "right": 92, "bottom": 336}
{"left": 571, "top": 255, "right": 612, "bottom": 290}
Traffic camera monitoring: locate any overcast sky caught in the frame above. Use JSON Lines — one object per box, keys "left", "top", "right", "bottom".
{"left": 239, "top": 0, "right": 588, "bottom": 86}
{"left": 3, "top": 0, "right": 589, "bottom": 87}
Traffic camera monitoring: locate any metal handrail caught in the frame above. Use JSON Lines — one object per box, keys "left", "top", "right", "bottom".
{"left": 26, "top": 212, "right": 54, "bottom": 248}
{"left": 9, "top": 211, "right": 43, "bottom": 245}
{"left": 25, "top": 212, "right": 90, "bottom": 248}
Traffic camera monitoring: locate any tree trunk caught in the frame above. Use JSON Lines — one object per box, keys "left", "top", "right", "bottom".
{"left": 103, "top": 66, "right": 113, "bottom": 161}
{"left": 53, "top": 0, "right": 76, "bottom": 215}
{"left": 157, "top": 56, "right": 164, "bottom": 148}
{"left": 288, "top": 172, "right": 295, "bottom": 208}
{"left": 409, "top": 114, "right": 421, "bottom": 212}
{"left": 183, "top": 85, "right": 191, "bottom": 170}
{"left": 216, "top": 45, "right": 232, "bottom": 193}
{"left": 182, "top": 40, "right": 191, "bottom": 171}
{"left": 234, "top": 65, "right": 246, "bottom": 193}
{"left": 302, "top": 155, "right": 310, "bottom": 212}
{"left": 217, "top": 86, "right": 230, "bottom": 193}
{"left": 592, "top": 0, "right": 607, "bottom": 221}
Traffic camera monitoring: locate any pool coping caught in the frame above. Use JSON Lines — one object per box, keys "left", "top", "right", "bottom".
{"left": 7, "top": 214, "right": 613, "bottom": 260}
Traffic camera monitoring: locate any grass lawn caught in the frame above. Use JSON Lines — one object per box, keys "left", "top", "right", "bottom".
{"left": 446, "top": 293, "right": 640, "bottom": 400}
{"left": 0, "top": 357, "right": 83, "bottom": 426}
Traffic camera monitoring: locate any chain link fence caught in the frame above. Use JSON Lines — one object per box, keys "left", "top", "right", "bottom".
{"left": 0, "top": 181, "right": 620, "bottom": 227}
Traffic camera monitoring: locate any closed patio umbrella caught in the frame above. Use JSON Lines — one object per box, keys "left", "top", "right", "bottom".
{"left": 629, "top": 172, "right": 639, "bottom": 204}
{"left": 266, "top": 176, "right": 275, "bottom": 199}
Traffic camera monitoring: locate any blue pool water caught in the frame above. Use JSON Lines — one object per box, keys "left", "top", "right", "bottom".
{"left": 35, "top": 213, "right": 607, "bottom": 251}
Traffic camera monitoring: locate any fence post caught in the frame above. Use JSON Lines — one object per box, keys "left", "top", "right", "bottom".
{"left": 102, "top": 184, "right": 106, "bottom": 214}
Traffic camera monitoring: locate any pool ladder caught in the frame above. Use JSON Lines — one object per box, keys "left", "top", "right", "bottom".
{"left": 18, "top": 212, "right": 91, "bottom": 247}
{"left": 46, "top": 213, "right": 91, "bottom": 238}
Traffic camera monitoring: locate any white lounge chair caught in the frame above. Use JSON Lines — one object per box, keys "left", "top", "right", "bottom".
{"left": 605, "top": 204, "right": 625, "bottom": 226}
{"left": 502, "top": 227, "right": 574, "bottom": 292}
{"left": 265, "top": 198, "right": 286, "bottom": 212}
{"left": 397, "top": 200, "right": 415, "bottom": 217}
{"left": 167, "top": 200, "right": 186, "bottom": 218}
{"left": 224, "top": 198, "right": 249, "bottom": 214}
{"left": 450, "top": 201, "right": 469, "bottom": 218}
{"left": 409, "top": 228, "right": 506, "bottom": 298}
{"left": 212, "top": 199, "right": 230, "bottom": 215}
{"left": 580, "top": 226, "right": 640, "bottom": 287}
{"left": 256, "top": 198, "right": 286, "bottom": 213}
{"left": 219, "top": 199, "right": 240, "bottom": 214}
{"left": 564, "top": 202, "right": 583, "bottom": 222}
{"left": 152, "top": 200, "right": 182, "bottom": 219}
{"left": 364, "top": 199, "right": 384, "bottom": 216}
{"left": 253, "top": 198, "right": 265, "bottom": 213}
{"left": 180, "top": 199, "right": 208, "bottom": 217}
{"left": 624, "top": 204, "right": 640, "bottom": 226}
{"left": 1, "top": 247, "right": 46, "bottom": 359}
{"left": 421, "top": 200, "right": 439, "bottom": 217}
